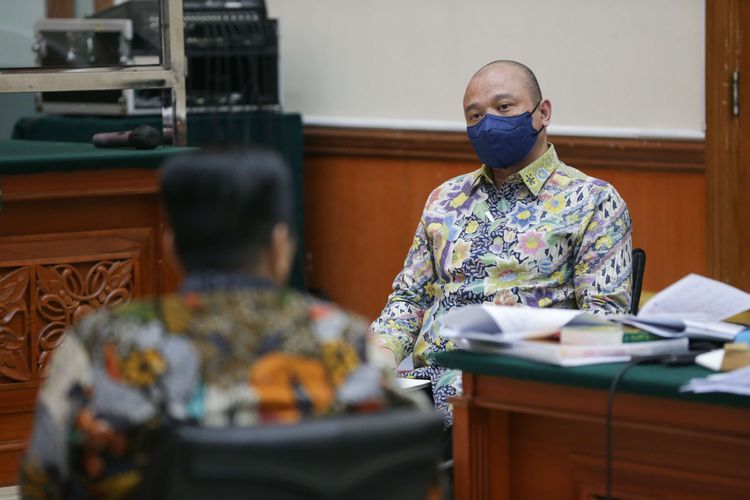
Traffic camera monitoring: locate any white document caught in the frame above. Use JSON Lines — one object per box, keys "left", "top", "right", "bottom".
{"left": 638, "top": 273, "right": 750, "bottom": 321}
{"left": 681, "top": 364, "right": 750, "bottom": 396}
{"left": 620, "top": 317, "right": 745, "bottom": 341}
{"left": 695, "top": 349, "right": 724, "bottom": 371}
{"left": 618, "top": 274, "right": 750, "bottom": 341}
{"left": 396, "top": 378, "right": 431, "bottom": 392}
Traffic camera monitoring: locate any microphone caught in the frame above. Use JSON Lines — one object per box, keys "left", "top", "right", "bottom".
{"left": 92, "top": 125, "right": 162, "bottom": 150}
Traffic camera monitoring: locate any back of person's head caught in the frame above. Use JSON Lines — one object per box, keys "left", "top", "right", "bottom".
{"left": 160, "top": 148, "right": 294, "bottom": 276}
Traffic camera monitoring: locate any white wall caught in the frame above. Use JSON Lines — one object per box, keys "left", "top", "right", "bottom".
{"left": 75, "top": 0, "right": 95, "bottom": 18}
{"left": 0, "top": 0, "right": 45, "bottom": 139}
{"left": 0, "top": 0, "right": 44, "bottom": 68}
{"left": 267, "top": 0, "right": 705, "bottom": 139}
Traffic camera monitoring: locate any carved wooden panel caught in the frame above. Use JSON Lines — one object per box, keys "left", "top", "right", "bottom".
{"left": 0, "top": 229, "right": 151, "bottom": 386}
{"left": 0, "top": 269, "right": 30, "bottom": 384}
{"left": 36, "top": 260, "right": 135, "bottom": 378}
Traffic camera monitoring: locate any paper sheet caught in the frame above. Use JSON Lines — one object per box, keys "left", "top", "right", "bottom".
{"left": 695, "top": 349, "right": 724, "bottom": 371}
{"left": 620, "top": 317, "right": 745, "bottom": 341}
{"left": 396, "top": 378, "right": 431, "bottom": 392}
{"left": 681, "top": 364, "right": 750, "bottom": 396}
{"left": 639, "top": 274, "right": 750, "bottom": 321}
{"left": 440, "top": 304, "right": 608, "bottom": 341}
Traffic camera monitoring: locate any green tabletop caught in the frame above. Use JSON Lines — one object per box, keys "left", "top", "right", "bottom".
{"left": 435, "top": 350, "right": 750, "bottom": 409}
{"left": 0, "top": 139, "right": 195, "bottom": 174}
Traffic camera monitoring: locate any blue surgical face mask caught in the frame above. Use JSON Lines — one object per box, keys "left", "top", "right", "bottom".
{"left": 466, "top": 101, "right": 542, "bottom": 169}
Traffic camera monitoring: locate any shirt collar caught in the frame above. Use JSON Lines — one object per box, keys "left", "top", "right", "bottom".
{"left": 180, "top": 273, "right": 276, "bottom": 293}
{"left": 469, "top": 144, "right": 560, "bottom": 197}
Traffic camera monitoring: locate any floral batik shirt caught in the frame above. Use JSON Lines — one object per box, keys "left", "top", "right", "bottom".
{"left": 20, "top": 277, "right": 419, "bottom": 499}
{"left": 371, "top": 144, "right": 632, "bottom": 425}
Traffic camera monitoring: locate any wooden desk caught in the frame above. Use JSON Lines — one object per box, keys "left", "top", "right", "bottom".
{"left": 0, "top": 140, "right": 192, "bottom": 485}
{"left": 12, "top": 112, "right": 307, "bottom": 290}
{"left": 437, "top": 351, "right": 750, "bottom": 499}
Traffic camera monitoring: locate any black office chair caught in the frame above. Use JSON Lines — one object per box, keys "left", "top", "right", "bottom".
{"left": 141, "top": 409, "right": 444, "bottom": 500}
{"left": 631, "top": 248, "right": 646, "bottom": 315}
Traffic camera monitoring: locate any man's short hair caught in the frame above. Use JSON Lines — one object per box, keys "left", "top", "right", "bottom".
{"left": 475, "top": 60, "right": 542, "bottom": 103}
{"left": 160, "top": 148, "right": 293, "bottom": 273}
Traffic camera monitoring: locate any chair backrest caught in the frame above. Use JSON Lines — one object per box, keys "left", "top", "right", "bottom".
{"left": 142, "top": 409, "right": 444, "bottom": 500}
{"left": 631, "top": 247, "right": 646, "bottom": 315}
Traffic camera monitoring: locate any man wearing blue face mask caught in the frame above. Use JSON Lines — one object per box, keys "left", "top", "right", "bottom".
{"left": 371, "top": 60, "right": 632, "bottom": 425}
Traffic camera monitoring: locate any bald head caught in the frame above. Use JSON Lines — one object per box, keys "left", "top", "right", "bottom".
{"left": 472, "top": 60, "right": 542, "bottom": 104}
{"left": 462, "top": 60, "right": 549, "bottom": 129}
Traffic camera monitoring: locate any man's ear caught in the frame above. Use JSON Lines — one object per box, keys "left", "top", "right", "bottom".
{"left": 539, "top": 99, "right": 552, "bottom": 127}
{"left": 161, "top": 227, "right": 185, "bottom": 278}
{"left": 268, "top": 222, "right": 294, "bottom": 286}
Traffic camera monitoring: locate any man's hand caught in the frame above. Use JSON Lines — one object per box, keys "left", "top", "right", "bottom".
{"left": 377, "top": 345, "right": 398, "bottom": 370}
{"left": 367, "top": 337, "right": 399, "bottom": 370}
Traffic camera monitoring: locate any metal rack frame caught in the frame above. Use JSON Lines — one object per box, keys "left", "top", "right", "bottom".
{"left": 0, "top": 0, "right": 187, "bottom": 145}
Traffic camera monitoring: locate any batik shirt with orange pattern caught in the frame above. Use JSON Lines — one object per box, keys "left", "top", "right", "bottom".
{"left": 20, "top": 280, "right": 411, "bottom": 499}
{"left": 372, "top": 145, "right": 632, "bottom": 424}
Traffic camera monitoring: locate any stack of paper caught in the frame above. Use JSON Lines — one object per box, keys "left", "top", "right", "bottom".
{"left": 622, "top": 274, "right": 750, "bottom": 341}
{"left": 439, "top": 274, "right": 750, "bottom": 367}
{"left": 440, "top": 305, "right": 688, "bottom": 367}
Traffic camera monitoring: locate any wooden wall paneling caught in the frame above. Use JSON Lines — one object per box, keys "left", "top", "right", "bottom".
{"left": 45, "top": 0, "right": 113, "bottom": 17}
{"left": 706, "top": 0, "right": 741, "bottom": 286}
{"left": 94, "top": 0, "right": 115, "bottom": 12}
{"left": 583, "top": 167, "right": 707, "bottom": 290}
{"left": 706, "top": 0, "right": 750, "bottom": 290}
{"left": 46, "top": 0, "right": 75, "bottom": 18}
{"left": 305, "top": 126, "right": 705, "bottom": 170}
{"left": 304, "top": 127, "right": 706, "bottom": 320}
{"left": 304, "top": 154, "right": 475, "bottom": 319}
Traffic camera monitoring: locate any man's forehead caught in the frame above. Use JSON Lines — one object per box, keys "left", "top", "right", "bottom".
{"left": 464, "top": 64, "right": 530, "bottom": 104}
{"left": 472, "top": 63, "right": 528, "bottom": 90}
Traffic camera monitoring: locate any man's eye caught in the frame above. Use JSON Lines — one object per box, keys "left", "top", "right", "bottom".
{"left": 470, "top": 113, "right": 483, "bottom": 121}
{"left": 497, "top": 104, "right": 510, "bottom": 111}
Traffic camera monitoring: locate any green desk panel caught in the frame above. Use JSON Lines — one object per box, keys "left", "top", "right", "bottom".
{"left": 0, "top": 139, "right": 194, "bottom": 174}
{"left": 435, "top": 350, "right": 750, "bottom": 409}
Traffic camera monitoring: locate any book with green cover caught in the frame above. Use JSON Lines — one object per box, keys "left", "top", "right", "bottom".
{"left": 560, "top": 324, "right": 662, "bottom": 345}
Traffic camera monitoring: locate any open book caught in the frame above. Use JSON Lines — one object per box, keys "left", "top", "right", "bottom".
{"left": 622, "top": 274, "right": 750, "bottom": 341}
{"left": 440, "top": 305, "right": 611, "bottom": 344}
{"left": 440, "top": 304, "right": 688, "bottom": 366}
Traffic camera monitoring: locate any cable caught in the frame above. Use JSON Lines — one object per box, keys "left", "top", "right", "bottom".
{"left": 229, "top": 17, "right": 251, "bottom": 145}
{"left": 218, "top": 19, "right": 235, "bottom": 141}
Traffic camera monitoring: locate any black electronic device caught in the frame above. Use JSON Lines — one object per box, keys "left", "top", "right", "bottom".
{"left": 92, "top": 125, "right": 162, "bottom": 149}
{"left": 182, "top": 0, "right": 279, "bottom": 110}
{"left": 35, "top": 0, "right": 279, "bottom": 115}
{"left": 90, "top": 0, "right": 161, "bottom": 57}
